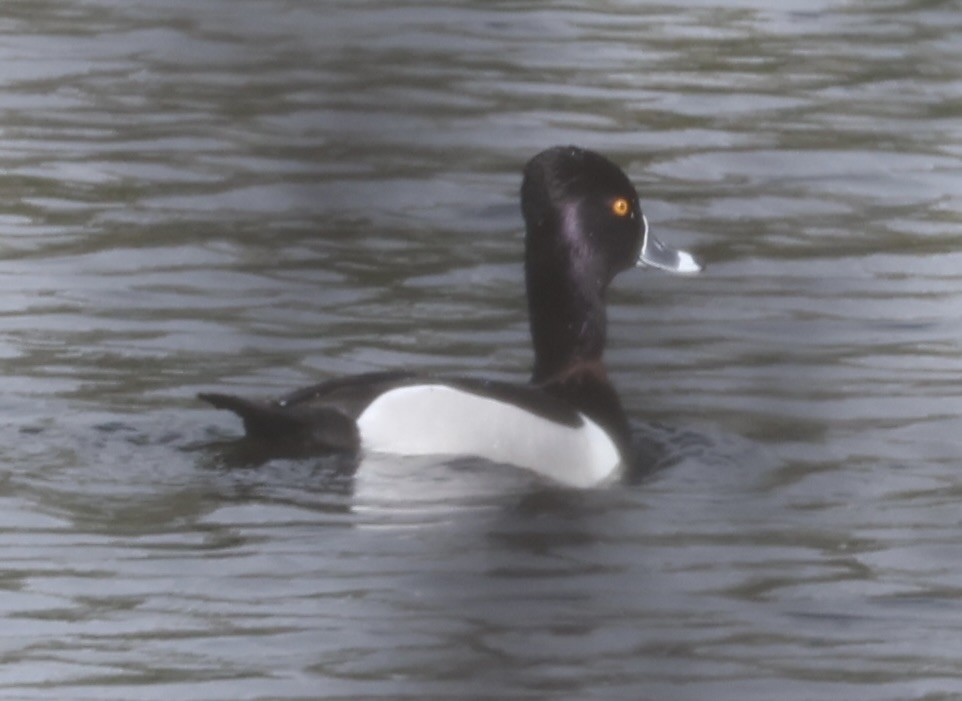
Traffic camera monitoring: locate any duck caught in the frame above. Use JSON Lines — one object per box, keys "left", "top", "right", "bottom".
{"left": 199, "top": 146, "right": 701, "bottom": 488}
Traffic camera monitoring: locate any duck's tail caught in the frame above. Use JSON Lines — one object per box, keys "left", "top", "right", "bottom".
{"left": 198, "top": 393, "right": 360, "bottom": 453}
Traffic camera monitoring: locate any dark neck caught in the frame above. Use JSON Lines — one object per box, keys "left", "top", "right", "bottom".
{"left": 525, "top": 221, "right": 608, "bottom": 384}
{"left": 523, "top": 217, "right": 630, "bottom": 457}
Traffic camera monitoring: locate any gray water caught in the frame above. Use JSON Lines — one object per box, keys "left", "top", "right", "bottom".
{"left": 2, "top": 1, "right": 962, "bottom": 699}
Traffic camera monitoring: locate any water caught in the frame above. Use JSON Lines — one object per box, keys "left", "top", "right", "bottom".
{"left": 2, "top": 0, "right": 961, "bottom": 698}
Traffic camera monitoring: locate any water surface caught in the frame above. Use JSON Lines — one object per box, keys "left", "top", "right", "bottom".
{"left": 2, "top": 1, "right": 962, "bottom": 699}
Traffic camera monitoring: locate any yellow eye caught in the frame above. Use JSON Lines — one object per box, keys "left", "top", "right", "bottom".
{"left": 611, "top": 197, "right": 630, "bottom": 217}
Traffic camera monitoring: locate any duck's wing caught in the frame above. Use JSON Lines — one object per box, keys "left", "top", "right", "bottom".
{"left": 444, "top": 377, "right": 582, "bottom": 427}
{"left": 276, "top": 370, "right": 418, "bottom": 415}
{"left": 199, "top": 371, "right": 599, "bottom": 455}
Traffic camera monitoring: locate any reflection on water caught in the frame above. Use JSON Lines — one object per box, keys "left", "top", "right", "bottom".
{"left": 2, "top": 0, "right": 962, "bottom": 699}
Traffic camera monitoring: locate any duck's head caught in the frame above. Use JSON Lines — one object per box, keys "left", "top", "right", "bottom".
{"left": 521, "top": 146, "right": 701, "bottom": 280}
{"left": 520, "top": 146, "right": 701, "bottom": 383}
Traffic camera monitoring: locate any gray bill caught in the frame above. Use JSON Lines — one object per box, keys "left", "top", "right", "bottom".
{"left": 636, "top": 214, "right": 702, "bottom": 274}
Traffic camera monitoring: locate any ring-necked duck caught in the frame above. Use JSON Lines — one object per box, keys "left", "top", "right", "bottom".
{"left": 200, "top": 146, "right": 701, "bottom": 487}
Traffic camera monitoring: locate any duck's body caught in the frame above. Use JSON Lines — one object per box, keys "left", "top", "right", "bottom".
{"left": 200, "top": 146, "right": 701, "bottom": 487}
{"left": 202, "top": 364, "right": 628, "bottom": 488}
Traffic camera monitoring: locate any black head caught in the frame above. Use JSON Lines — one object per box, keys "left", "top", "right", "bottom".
{"left": 519, "top": 146, "right": 700, "bottom": 385}
{"left": 521, "top": 146, "right": 645, "bottom": 284}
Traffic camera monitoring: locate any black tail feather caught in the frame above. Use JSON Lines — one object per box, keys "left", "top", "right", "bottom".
{"left": 198, "top": 392, "right": 359, "bottom": 453}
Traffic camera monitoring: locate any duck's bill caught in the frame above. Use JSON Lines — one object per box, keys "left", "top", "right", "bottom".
{"left": 636, "top": 215, "right": 702, "bottom": 274}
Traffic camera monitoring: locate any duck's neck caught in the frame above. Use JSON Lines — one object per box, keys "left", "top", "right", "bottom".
{"left": 525, "top": 222, "right": 608, "bottom": 384}
{"left": 524, "top": 218, "right": 631, "bottom": 455}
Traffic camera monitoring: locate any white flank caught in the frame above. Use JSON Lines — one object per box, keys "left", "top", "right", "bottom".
{"left": 355, "top": 384, "right": 622, "bottom": 488}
